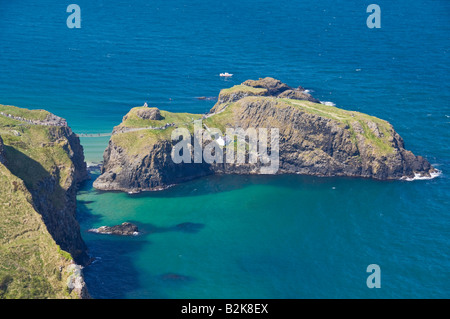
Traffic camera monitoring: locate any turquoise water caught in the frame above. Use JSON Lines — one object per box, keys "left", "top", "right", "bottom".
{"left": 1, "top": 0, "right": 449, "bottom": 298}
{"left": 78, "top": 172, "right": 449, "bottom": 298}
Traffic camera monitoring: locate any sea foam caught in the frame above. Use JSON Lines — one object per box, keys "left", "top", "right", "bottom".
{"left": 402, "top": 169, "right": 442, "bottom": 181}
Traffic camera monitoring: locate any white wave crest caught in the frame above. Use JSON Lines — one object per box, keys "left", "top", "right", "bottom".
{"left": 402, "top": 169, "right": 442, "bottom": 181}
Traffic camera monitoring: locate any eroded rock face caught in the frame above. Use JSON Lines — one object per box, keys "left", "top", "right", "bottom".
{"left": 277, "top": 89, "right": 320, "bottom": 103}
{"left": 94, "top": 78, "right": 436, "bottom": 193}
{"left": 93, "top": 139, "right": 213, "bottom": 193}
{"left": 242, "top": 77, "right": 291, "bottom": 95}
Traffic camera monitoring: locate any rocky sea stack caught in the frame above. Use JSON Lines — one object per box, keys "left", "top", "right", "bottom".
{"left": 94, "top": 78, "right": 436, "bottom": 193}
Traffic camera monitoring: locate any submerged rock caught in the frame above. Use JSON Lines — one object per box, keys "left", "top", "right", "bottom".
{"left": 88, "top": 222, "right": 139, "bottom": 236}
{"left": 159, "top": 273, "right": 194, "bottom": 282}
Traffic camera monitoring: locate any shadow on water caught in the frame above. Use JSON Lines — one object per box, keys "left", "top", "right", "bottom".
{"left": 76, "top": 199, "right": 103, "bottom": 226}
{"left": 77, "top": 196, "right": 202, "bottom": 298}
{"left": 83, "top": 231, "right": 199, "bottom": 298}
{"left": 82, "top": 236, "right": 147, "bottom": 299}
{"left": 83, "top": 164, "right": 434, "bottom": 201}
{"left": 115, "top": 173, "right": 399, "bottom": 199}
{"left": 135, "top": 221, "right": 205, "bottom": 235}
{"left": 80, "top": 221, "right": 202, "bottom": 298}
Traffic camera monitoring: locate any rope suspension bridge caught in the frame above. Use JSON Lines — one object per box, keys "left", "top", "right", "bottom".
{"left": 75, "top": 133, "right": 112, "bottom": 137}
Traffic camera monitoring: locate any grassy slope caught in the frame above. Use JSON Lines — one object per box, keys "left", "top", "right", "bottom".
{"left": 0, "top": 163, "right": 77, "bottom": 299}
{"left": 0, "top": 104, "right": 79, "bottom": 298}
{"left": 111, "top": 107, "right": 202, "bottom": 156}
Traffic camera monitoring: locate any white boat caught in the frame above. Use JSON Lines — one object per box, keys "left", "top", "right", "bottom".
{"left": 220, "top": 72, "right": 233, "bottom": 77}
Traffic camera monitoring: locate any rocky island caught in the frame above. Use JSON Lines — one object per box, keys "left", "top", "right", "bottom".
{"left": 94, "top": 77, "right": 436, "bottom": 193}
{"left": 0, "top": 104, "right": 89, "bottom": 298}
{"left": 0, "top": 79, "right": 438, "bottom": 299}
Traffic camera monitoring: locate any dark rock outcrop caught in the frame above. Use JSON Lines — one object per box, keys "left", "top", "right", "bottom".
{"left": 136, "top": 107, "right": 163, "bottom": 120}
{"left": 0, "top": 135, "right": 6, "bottom": 165}
{"left": 242, "top": 77, "right": 320, "bottom": 103}
{"left": 242, "top": 77, "right": 292, "bottom": 95}
{"left": 88, "top": 222, "right": 139, "bottom": 236}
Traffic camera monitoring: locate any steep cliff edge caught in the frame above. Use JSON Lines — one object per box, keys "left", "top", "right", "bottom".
{"left": 94, "top": 78, "right": 436, "bottom": 193}
{"left": 0, "top": 104, "right": 89, "bottom": 298}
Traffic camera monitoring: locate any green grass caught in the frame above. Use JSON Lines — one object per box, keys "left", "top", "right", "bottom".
{"left": 111, "top": 128, "right": 172, "bottom": 156}
{"left": 0, "top": 164, "right": 78, "bottom": 299}
{"left": 219, "top": 85, "right": 267, "bottom": 96}
{"left": 203, "top": 103, "right": 235, "bottom": 133}
{"left": 121, "top": 107, "right": 201, "bottom": 129}
{"left": 111, "top": 107, "right": 203, "bottom": 156}
{"left": 0, "top": 104, "right": 51, "bottom": 122}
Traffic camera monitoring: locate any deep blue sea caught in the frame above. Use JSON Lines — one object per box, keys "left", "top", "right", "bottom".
{"left": 0, "top": 0, "right": 449, "bottom": 298}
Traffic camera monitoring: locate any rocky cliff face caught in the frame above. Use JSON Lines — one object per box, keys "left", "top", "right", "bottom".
{"left": 0, "top": 161, "right": 89, "bottom": 299}
{"left": 0, "top": 104, "right": 90, "bottom": 298}
{"left": 27, "top": 125, "right": 89, "bottom": 265}
{"left": 0, "top": 136, "right": 5, "bottom": 165}
{"left": 94, "top": 78, "right": 436, "bottom": 192}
